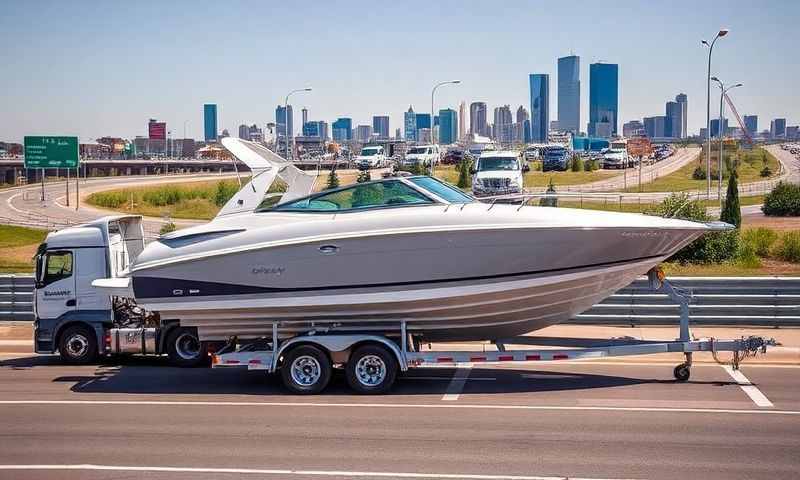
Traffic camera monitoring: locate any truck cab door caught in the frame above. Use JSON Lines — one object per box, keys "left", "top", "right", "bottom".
{"left": 75, "top": 247, "right": 111, "bottom": 311}
{"left": 35, "top": 250, "right": 77, "bottom": 320}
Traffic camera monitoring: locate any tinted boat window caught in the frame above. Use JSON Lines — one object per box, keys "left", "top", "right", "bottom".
{"left": 408, "top": 177, "right": 473, "bottom": 204}
{"left": 274, "top": 180, "right": 432, "bottom": 212}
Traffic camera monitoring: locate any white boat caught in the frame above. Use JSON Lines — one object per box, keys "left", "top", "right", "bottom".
{"left": 98, "top": 138, "right": 726, "bottom": 343}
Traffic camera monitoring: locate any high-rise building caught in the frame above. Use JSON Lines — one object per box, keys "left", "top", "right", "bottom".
{"left": 247, "top": 124, "right": 263, "bottom": 143}
{"left": 469, "top": 102, "right": 489, "bottom": 137}
{"left": 786, "top": 125, "right": 799, "bottom": 140}
{"left": 203, "top": 104, "right": 218, "bottom": 142}
{"left": 643, "top": 116, "right": 666, "bottom": 138}
{"left": 771, "top": 118, "right": 787, "bottom": 138}
{"left": 710, "top": 118, "right": 729, "bottom": 138}
{"left": 557, "top": 55, "right": 580, "bottom": 133}
{"left": 623, "top": 120, "right": 645, "bottom": 138}
{"left": 438, "top": 108, "right": 458, "bottom": 145}
{"left": 372, "top": 115, "right": 390, "bottom": 139}
{"left": 238, "top": 124, "right": 251, "bottom": 140}
{"left": 415, "top": 113, "right": 431, "bottom": 132}
{"left": 332, "top": 117, "right": 352, "bottom": 142}
{"left": 275, "top": 105, "right": 293, "bottom": 139}
{"left": 588, "top": 63, "right": 619, "bottom": 138}
{"left": 395, "top": 128, "right": 401, "bottom": 139}
{"left": 675, "top": 93, "right": 688, "bottom": 139}
{"left": 529, "top": 73, "right": 549, "bottom": 143}
{"left": 515, "top": 106, "right": 530, "bottom": 144}
{"left": 493, "top": 105, "right": 514, "bottom": 144}
{"left": 665, "top": 101, "right": 681, "bottom": 138}
{"left": 301, "top": 108, "right": 308, "bottom": 126}
{"left": 744, "top": 115, "right": 758, "bottom": 136}
{"left": 302, "top": 121, "right": 321, "bottom": 137}
{"left": 404, "top": 106, "right": 417, "bottom": 141}
{"left": 458, "top": 101, "right": 467, "bottom": 141}
{"left": 355, "top": 125, "right": 373, "bottom": 143}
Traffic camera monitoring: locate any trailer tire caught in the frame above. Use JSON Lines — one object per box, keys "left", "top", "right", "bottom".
{"left": 58, "top": 325, "right": 98, "bottom": 365}
{"left": 673, "top": 363, "right": 691, "bottom": 382}
{"left": 166, "top": 327, "right": 208, "bottom": 368}
{"left": 281, "top": 345, "right": 332, "bottom": 395}
{"left": 345, "top": 344, "right": 398, "bottom": 395}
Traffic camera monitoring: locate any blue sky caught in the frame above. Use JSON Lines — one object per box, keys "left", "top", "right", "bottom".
{"left": 1, "top": 0, "right": 797, "bottom": 142}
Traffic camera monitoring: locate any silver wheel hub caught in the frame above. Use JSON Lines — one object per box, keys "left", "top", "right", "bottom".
{"left": 175, "top": 333, "right": 200, "bottom": 360}
{"left": 291, "top": 355, "right": 321, "bottom": 386}
{"left": 355, "top": 354, "right": 386, "bottom": 387}
{"left": 66, "top": 334, "right": 89, "bottom": 358}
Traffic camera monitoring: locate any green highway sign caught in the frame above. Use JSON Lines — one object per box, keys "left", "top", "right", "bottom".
{"left": 24, "top": 136, "right": 79, "bottom": 168}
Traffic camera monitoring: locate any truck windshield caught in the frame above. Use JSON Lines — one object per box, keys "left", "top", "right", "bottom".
{"left": 478, "top": 157, "right": 518, "bottom": 171}
{"left": 407, "top": 147, "right": 430, "bottom": 155}
{"left": 360, "top": 148, "right": 380, "bottom": 156}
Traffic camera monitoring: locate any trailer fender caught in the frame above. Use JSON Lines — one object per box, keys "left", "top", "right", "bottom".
{"left": 275, "top": 335, "right": 407, "bottom": 372}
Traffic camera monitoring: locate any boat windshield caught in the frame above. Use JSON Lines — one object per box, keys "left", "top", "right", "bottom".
{"left": 270, "top": 179, "right": 433, "bottom": 212}
{"left": 407, "top": 177, "right": 473, "bottom": 203}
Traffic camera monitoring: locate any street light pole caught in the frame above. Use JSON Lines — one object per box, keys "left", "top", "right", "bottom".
{"left": 430, "top": 80, "right": 461, "bottom": 178}
{"left": 701, "top": 28, "right": 729, "bottom": 200}
{"left": 711, "top": 77, "right": 742, "bottom": 209}
{"left": 284, "top": 88, "right": 312, "bottom": 161}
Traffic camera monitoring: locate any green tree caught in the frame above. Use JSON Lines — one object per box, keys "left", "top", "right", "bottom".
{"left": 325, "top": 168, "right": 340, "bottom": 190}
{"left": 457, "top": 158, "right": 472, "bottom": 188}
{"left": 570, "top": 154, "right": 583, "bottom": 172}
{"left": 720, "top": 159, "right": 741, "bottom": 228}
{"left": 539, "top": 178, "right": 558, "bottom": 207}
{"left": 356, "top": 170, "right": 371, "bottom": 183}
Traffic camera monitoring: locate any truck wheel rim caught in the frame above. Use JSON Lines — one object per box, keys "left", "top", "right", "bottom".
{"left": 175, "top": 333, "right": 200, "bottom": 360}
{"left": 291, "top": 355, "right": 321, "bottom": 386}
{"left": 66, "top": 334, "right": 89, "bottom": 358}
{"left": 355, "top": 354, "right": 386, "bottom": 386}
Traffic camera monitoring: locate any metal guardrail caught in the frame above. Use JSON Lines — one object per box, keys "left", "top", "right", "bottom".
{"left": 2, "top": 275, "right": 799, "bottom": 326}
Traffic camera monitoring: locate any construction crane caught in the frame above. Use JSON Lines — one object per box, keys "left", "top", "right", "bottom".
{"left": 723, "top": 92, "right": 754, "bottom": 147}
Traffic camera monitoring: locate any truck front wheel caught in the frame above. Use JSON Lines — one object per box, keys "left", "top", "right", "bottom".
{"left": 58, "top": 325, "right": 99, "bottom": 365}
{"left": 166, "top": 327, "right": 208, "bottom": 367}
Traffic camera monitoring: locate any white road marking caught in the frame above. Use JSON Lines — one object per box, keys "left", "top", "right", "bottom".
{"left": 722, "top": 365, "right": 774, "bottom": 408}
{"left": 442, "top": 362, "right": 473, "bottom": 401}
{"left": 1, "top": 399, "right": 797, "bottom": 415}
{"left": 0, "top": 464, "right": 637, "bottom": 480}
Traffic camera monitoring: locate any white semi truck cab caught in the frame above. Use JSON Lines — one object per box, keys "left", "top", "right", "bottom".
{"left": 33, "top": 215, "right": 212, "bottom": 366}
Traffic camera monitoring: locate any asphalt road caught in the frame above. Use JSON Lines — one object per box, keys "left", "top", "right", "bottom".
{"left": 1, "top": 352, "right": 798, "bottom": 480}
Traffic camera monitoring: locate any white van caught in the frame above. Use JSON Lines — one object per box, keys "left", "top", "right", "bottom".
{"left": 471, "top": 150, "right": 528, "bottom": 197}
{"left": 402, "top": 145, "right": 440, "bottom": 167}
{"left": 356, "top": 146, "right": 387, "bottom": 169}
{"left": 602, "top": 139, "right": 630, "bottom": 169}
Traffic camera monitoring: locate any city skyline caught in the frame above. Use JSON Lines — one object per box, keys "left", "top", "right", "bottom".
{"left": 1, "top": 1, "right": 798, "bottom": 142}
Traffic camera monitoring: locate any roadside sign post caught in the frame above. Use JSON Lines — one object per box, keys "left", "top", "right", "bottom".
{"left": 24, "top": 136, "right": 79, "bottom": 208}
{"left": 627, "top": 138, "right": 653, "bottom": 194}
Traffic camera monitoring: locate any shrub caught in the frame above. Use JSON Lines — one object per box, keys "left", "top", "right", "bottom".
{"left": 719, "top": 160, "right": 740, "bottom": 228}
{"left": 88, "top": 190, "right": 129, "bottom": 208}
{"left": 692, "top": 166, "right": 706, "bottom": 180}
{"left": 214, "top": 180, "right": 239, "bottom": 207}
{"left": 159, "top": 222, "right": 176, "bottom": 235}
{"left": 774, "top": 231, "right": 800, "bottom": 263}
{"left": 762, "top": 182, "right": 800, "bottom": 216}
{"left": 570, "top": 155, "right": 583, "bottom": 172}
{"left": 760, "top": 165, "right": 772, "bottom": 177}
{"left": 356, "top": 170, "right": 371, "bottom": 183}
{"left": 325, "top": 169, "right": 340, "bottom": 190}
{"left": 583, "top": 159, "right": 596, "bottom": 171}
{"left": 456, "top": 159, "right": 472, "bottom": 188}
{"left": 741, "top": 228, "right": 779, "bottom": 257}
{"left": 735, "top": 241, "right": 762, "bottom": 269}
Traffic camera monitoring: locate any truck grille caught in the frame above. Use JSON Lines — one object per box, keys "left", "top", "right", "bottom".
{"left": 484, "top": 178, "right": 511, "bottom": 188}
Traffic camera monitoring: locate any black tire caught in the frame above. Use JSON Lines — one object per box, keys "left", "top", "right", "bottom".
{"left": 58, "top": 325, "right": 99, "bottom": 365}
{"left": 673, "top": 364, "right": 691, "bottom": 382}
{"left": 345, "top": 344, "right": 398, "bottom": 395}
{"left": 280, "top": 345, "right": 332, "bottom": 395}
{"left": 166, "top": 327, "right": 208, "bottom": 368}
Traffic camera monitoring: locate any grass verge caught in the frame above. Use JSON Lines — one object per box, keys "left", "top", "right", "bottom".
{"left": 0, "top": 225, "right": 47, "bottom": 273}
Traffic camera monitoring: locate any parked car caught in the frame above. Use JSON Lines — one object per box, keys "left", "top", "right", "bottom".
{"left": 401, "top": 145, "right": 440, "bottom": 167}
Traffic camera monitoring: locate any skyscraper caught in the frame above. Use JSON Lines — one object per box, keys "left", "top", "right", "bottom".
{"left": 301, "top": 107, "right": 308, "bottom": 126}
{"left": 710, "top": 118, "right": 729, "bottom": 138}
{"left": 493, "top": 105, "right": 514, "bottom": 144}
{"left": 771, "top": 118, "right": 787, "bottom": 138}
{"left": 515, "top": 106, "right": 530, "bottom": 144}
{"left": 203, "top": 104, "right": 217, "bottom": 142}
{"left": 372, "top": 116, "right": 390, "bottom": 139}
{"left": 557, "top": 55, "right": 580, "bottom": 133}
{"left": 238, "top": 124, "right": 251, "bottom": 140}
{"left": 622, "top": 120, "right": 645, "bottom": 138}
{"left": 404, "top": 106, "right": 417, "bottom": 141}
{"left": 469, "top": 102, "right": 489, "bottom": 137}
{"left": 415, "top": 113, "right": 431, "bottom": 132}
{"left": 643, "top": 116, "right": 666, "bottom": 138}
{"left": 355, "top": 125, "right": 373, "bottom": 143}
{"left": 458, "top": 101, "right": 467, "bottom": 141}
{"left": 275, "top": 105, "right": 293, "bottom": 139}
{"left": 529, "top": 73, "right": 549, "bottom": 143}
{"left": 438, "top": 108, "right": 458, "bottom": 145}
{"left": 665, "top": 101, "right": 681, "bottom": 138}
{"left": 744, "top": 115, "right": 758, "bottom": 136}
{"left": 675, "top": 93, "right": 688, "bottom": 139}
{"left": 332, "top": 117, "right": 352, "bottom": 142}
{"left": 588, "top": 63, "right": 619, "bottom": 138}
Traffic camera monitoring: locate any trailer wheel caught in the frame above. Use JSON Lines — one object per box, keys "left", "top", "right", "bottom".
{"left": 345, "top": 344, "right": 398, "bottom": 395}
{"left": 281, "top": 345, "right": 332, "bottom": 395}
{"left": 673, "top": 363, "right": 691, "bottom": 382}
{"left": 166, "top": 327, "right": 208, "bottom": 368}
{"left": 59, "top": 325, "right": 98, "bottom": 365}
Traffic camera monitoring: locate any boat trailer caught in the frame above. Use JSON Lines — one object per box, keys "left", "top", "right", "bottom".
{"left": 212, "top": 269, "right": 773, "bottom": 393}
